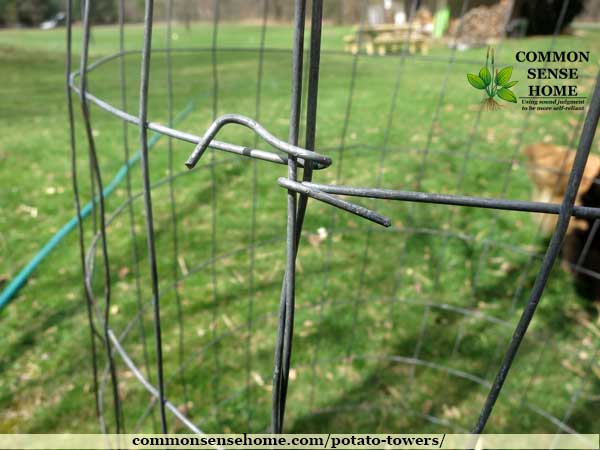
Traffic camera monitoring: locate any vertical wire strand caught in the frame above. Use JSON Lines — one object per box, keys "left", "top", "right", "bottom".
{"left": 66, "top": 0, "right": 102, "bottom": 430}
{"left": 117, "top": 0, "right": 157, "bottom": 432}
{"left": 513, "top": 112, "right": 592, "bottom": 412}
{"left": 294, "top": 0, "right": 323, "bottom": 246}
{"left": 575, "top": 219, "right": 600, "bottom": 268}
{"left": 482, "top": 120, "right": 595, "bottom": 433}
{"left": 274, "top": 0, "right": 325, "bottom": 415}
{"left": 308, "top": 0, "right": 368, "bottom": 410}
{"left": 272, "top": 0, "right": 306, "bottom": 433}
{"left": 482, "top": 111, "right": 588, "bottom": 382}
{"left": 79, "top": 0, "right": 123, "bottom": 433}
{"left": 209, "top": 0, "right": 222, "bottom": 426}
{"left": 84, "top": 0, "right": 97, "bottom": 243}
{"left": 246, "top": 0, "right": 269, "bottom": 430}
{"left": 80, "top": 0, "right": 123, "bottom": 433}
{"left": 166, "top": 0, "right": 190, "bottom": 410}
{"left": 479, "top": 0, "right": 580, "bottom": 384}
{"left": 473, "top": 72, "right": 600, "bottom": 434}
{"left": 64, "top": 0, "right": 600, "bottom": 436}
{"left": 138, "top": 0, "right": 168, "bottom": 433}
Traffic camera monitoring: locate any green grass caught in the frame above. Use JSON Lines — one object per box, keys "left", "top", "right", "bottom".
{"left": 1, "top": 22, "right": 600, "bottom": 434}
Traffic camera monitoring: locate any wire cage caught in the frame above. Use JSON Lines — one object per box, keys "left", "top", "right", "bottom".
{"left": 67, "top": 0, "right": 600, "bottom": 436}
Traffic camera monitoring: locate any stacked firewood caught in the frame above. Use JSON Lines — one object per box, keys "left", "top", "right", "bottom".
{"left": 450, "top": 0, "right": 511, "bottom": 48}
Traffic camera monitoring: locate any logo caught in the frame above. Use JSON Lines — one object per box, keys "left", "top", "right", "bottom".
{"left": 467, "top": 47, "right": 517, "bottom": 110}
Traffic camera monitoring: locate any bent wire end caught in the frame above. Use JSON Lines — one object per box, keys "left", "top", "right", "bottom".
{"left": 277, "top": 178, "right": 391, "bottom": 228}
{"left": 185, "top": 137, "right": 211, "bottom": 169}
{"left": 186, "top": 113, "right": 333, "bottom": 170}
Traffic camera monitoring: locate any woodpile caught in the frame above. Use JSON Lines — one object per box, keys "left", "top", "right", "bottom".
{"left": 449, "top": 0, "right": 511, "bottom": 48}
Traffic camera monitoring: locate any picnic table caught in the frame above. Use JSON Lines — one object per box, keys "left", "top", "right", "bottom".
{"left": 344, "top": 23, "right": 429, "bottom": 56}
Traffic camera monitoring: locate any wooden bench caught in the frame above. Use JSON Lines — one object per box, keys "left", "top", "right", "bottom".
{"left": 343, "top": 34, "right": 359, "bottom": 54}
{"left": 373, "top": 33, "right": 428, "bottom": 55}
{"left": 343, "top": 24, "right": 429, "bottom": 56}
{"left": 343, "top": 34, "right": 376, "bottom": 55}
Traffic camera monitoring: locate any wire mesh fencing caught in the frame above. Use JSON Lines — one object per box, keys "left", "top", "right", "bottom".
{"left": 67, "top": 0, "right": 600, "bottom": 436}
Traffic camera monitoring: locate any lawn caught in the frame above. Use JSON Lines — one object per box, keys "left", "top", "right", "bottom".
{"left": 0, "top": 21, "right": 599, "bottom": 434}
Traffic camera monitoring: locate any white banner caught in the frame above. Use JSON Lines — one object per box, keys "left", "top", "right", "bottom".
{"left": 0, "top": 434, "right": 596, "bottom": 449}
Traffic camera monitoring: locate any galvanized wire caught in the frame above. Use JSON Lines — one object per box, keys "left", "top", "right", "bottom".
{"left": 166, "top": 0, "right": 190, "bottom": 411}
{"left": 65, "top": 0, "right": 102, "bottom": 432}
{"left": 247, "top": 0, "right": 269, "bottom": 431}
{"left": 477, "top": 0, "right": 582, "bottom": 387}
{"left": 79, "top": 0, "right": 123, "bottom": 433}
{"left": 137, "top": 0, "right": 168, "bottom": 433}
{"left": 68, "top": 0, "right": 600, "bottom": 438}
{"left": 474, "top": 72, "right": 600, "bottom": 433}
{"left": 209, "top": 0, "right": 222, "bottom": 426}
{"left": 272, "top": 0, "right": 305, "bottom": 433}
{"left": 117, "top": 0, "right": 157, "bottom": 431}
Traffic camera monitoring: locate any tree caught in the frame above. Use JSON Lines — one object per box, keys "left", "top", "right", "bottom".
{"left": 0, "top": 0, "right": 62, "bottom": 27}
{"left": 90, "top": 0, "right": 116, "bottom": 24}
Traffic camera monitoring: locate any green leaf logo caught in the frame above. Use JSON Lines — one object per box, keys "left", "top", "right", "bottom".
{"left": 479, "top": 67, "right": 492, "bottom": 87}
{"left": 497, "top": 87, "right": 517, "bottom": 103}
{"left": 467, "top": 73, "right": 486, "bottom": 89}
{"left": 496, "top": 66, "right": 513, "bottom": 86}
{"left": 466, "top": 47, "right": 518, "bottom": 110}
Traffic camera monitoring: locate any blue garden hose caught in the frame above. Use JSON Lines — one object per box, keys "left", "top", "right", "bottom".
{"left": 0, "top": 100, "right": 195, "bottom": 310}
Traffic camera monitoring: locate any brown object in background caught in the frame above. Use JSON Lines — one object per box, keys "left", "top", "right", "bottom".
{"left": 414, "top": 7, "right": 434, "bottom": 31}
{"left": 523, "top": 143, "right": 600, "bottom": 233}
{"left": 523, "top": 143, "right": 600, "bottom": 301}
{"left": 450, "top": 0, "right": 511, "bottom": 48}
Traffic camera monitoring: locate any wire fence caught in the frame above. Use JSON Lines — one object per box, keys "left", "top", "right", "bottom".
{"left": 67, "top": 0, "right": 600, "bottom": 437}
